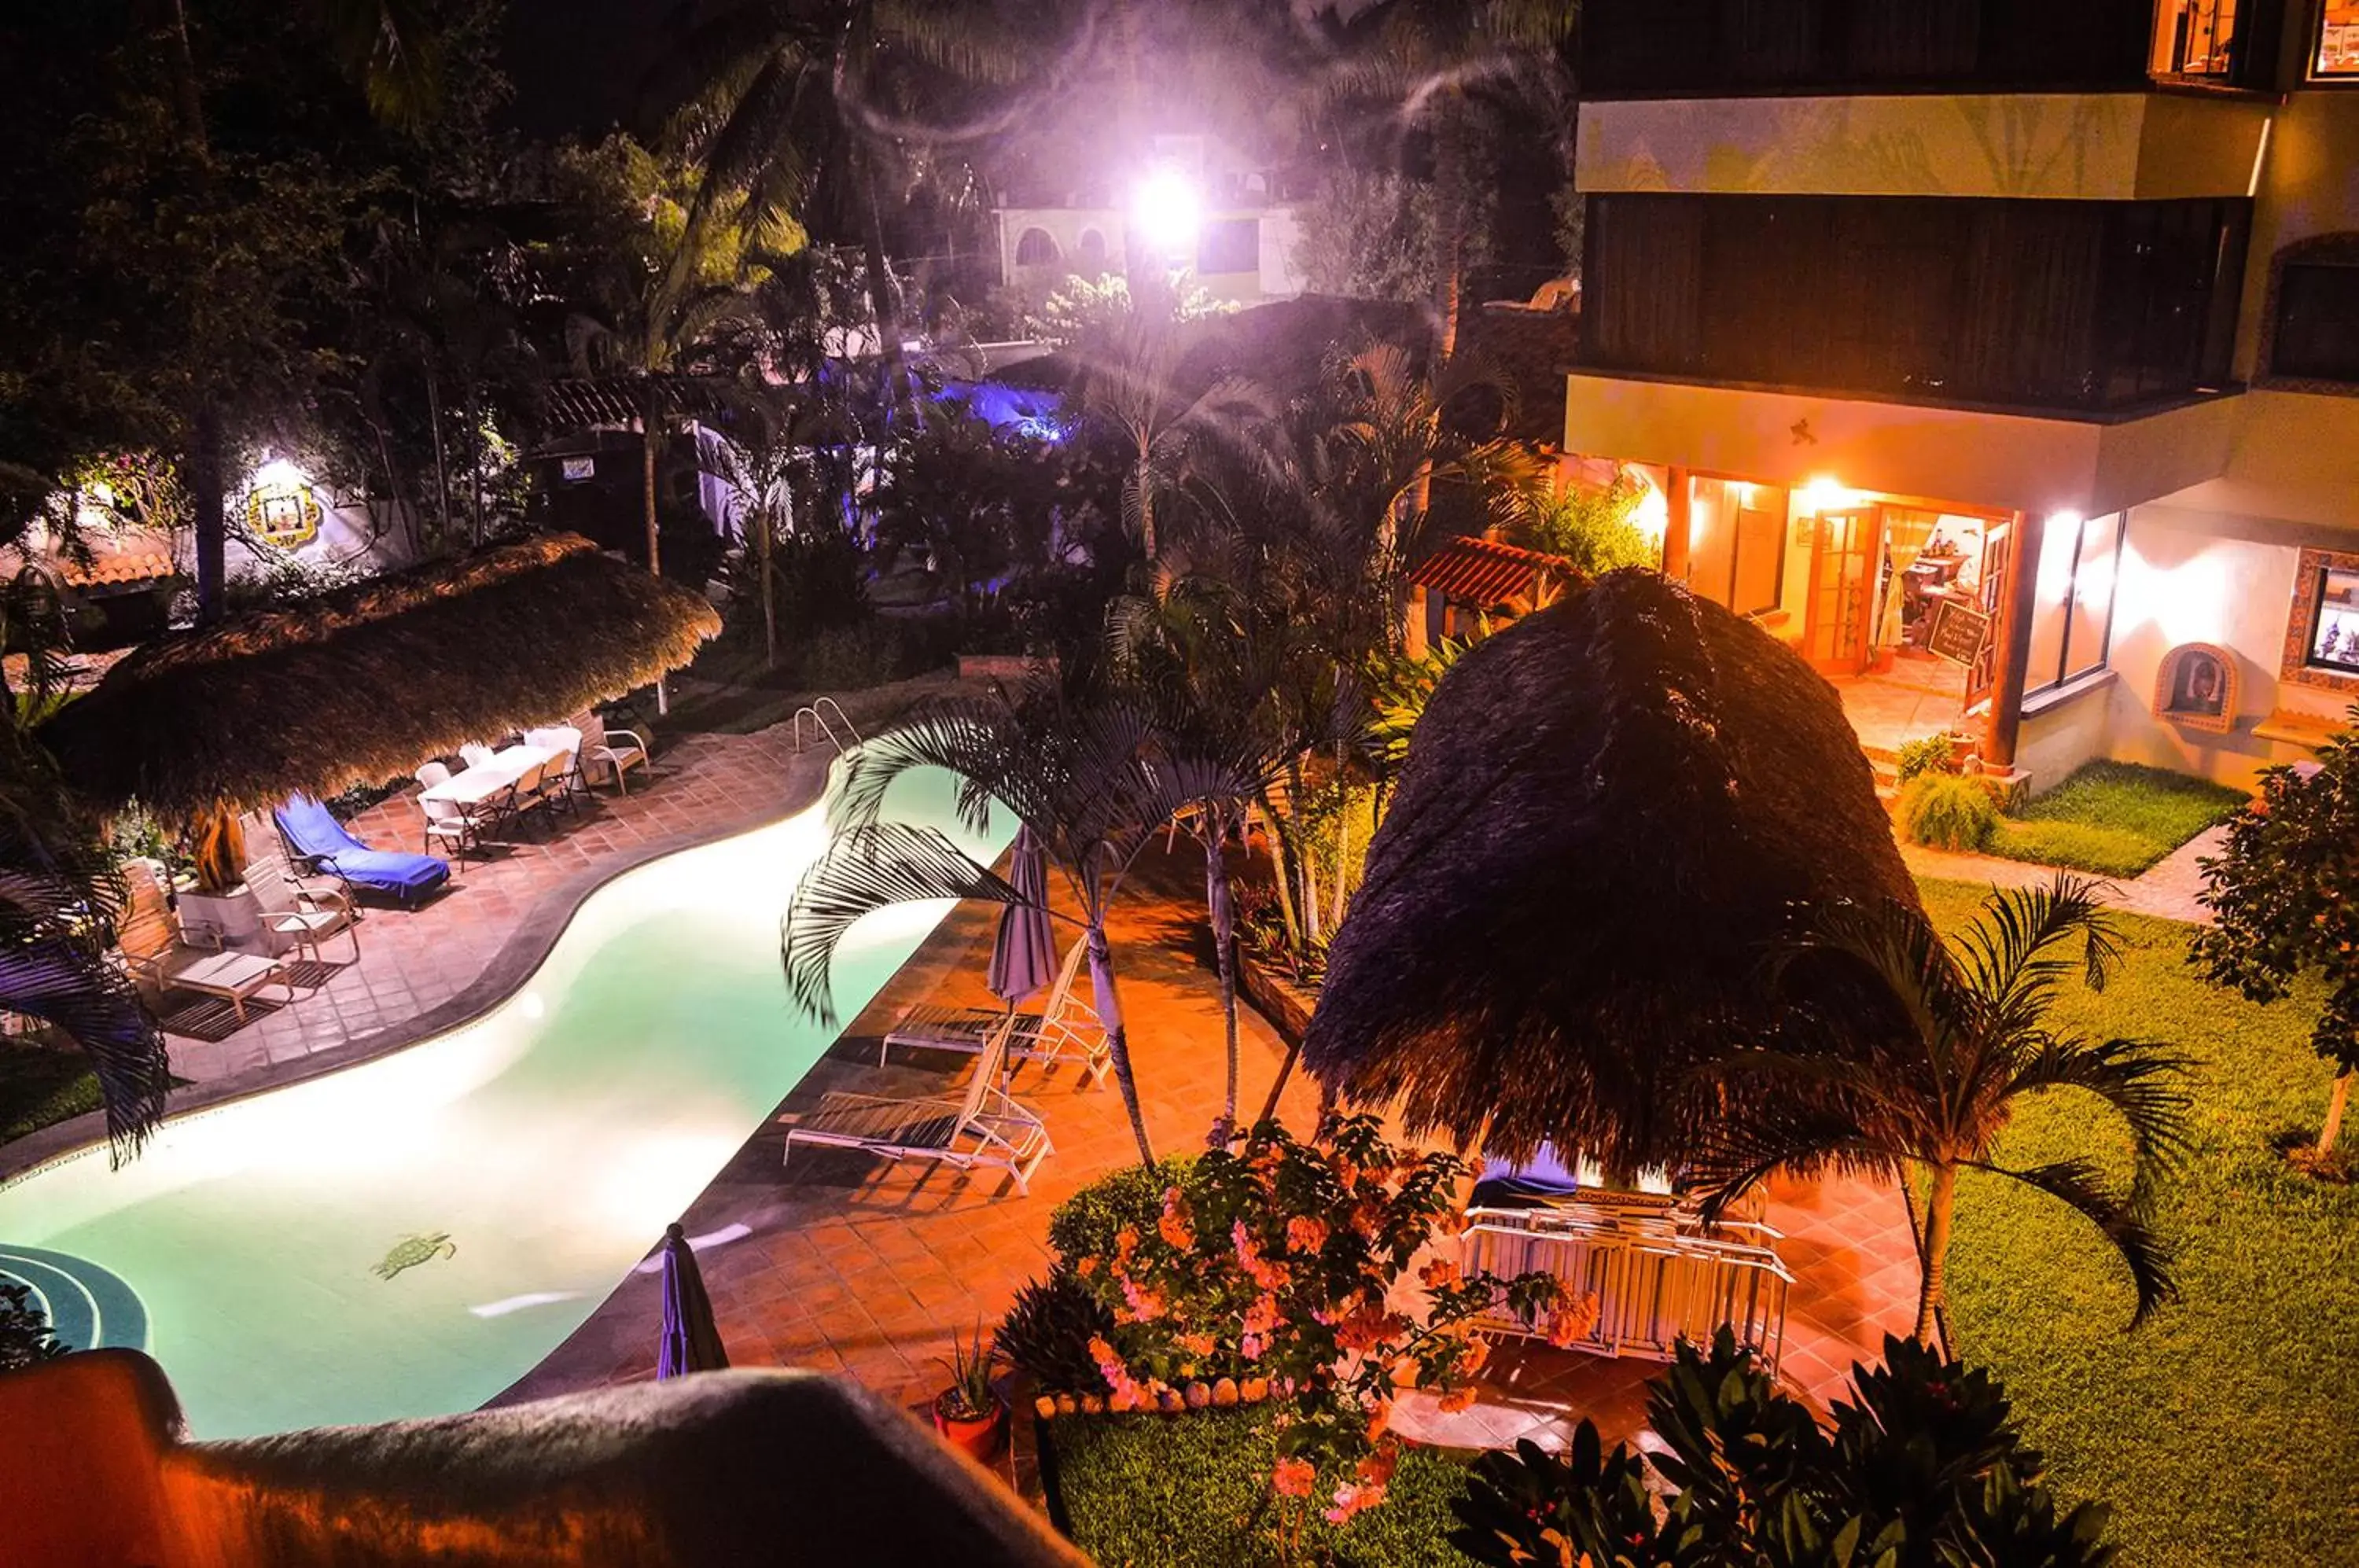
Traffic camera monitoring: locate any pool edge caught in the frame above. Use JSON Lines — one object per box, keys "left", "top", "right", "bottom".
{"left": 0, "top": 747, "right": 837, "bottom": 1187}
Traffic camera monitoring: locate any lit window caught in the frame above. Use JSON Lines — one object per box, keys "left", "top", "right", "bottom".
{"left": 1076, "top": 228, "right": 1107, "bottom": 272}
{"left": 1013, "top": 227, "right": 1060, "bottom": 267}
{"left": 2024, "top": 512, "right": 2123, "bottom": 696}
{"left": 2154, "top": 0, "right": 2242, "bottom": 77}
{"left": 2318, "top": 2, "right": 2359, "bottom": 75}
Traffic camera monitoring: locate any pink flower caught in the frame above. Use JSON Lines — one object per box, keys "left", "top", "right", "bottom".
{"left": 1286, "top": 1215, "right": 1330, "bottom": 1254}
{"left": 1242, "top": 1292, "right": 1283, "bottom": 1335}
{"left": 1241, "top": 1332, "right": 1266, "bottom": 1361}
{"left": 1235, "top": 1220, "right": 1291, "bottom": 1290}
{"left": 1272, "top": 1458, "right": 1318, "bottom": 1498}
{"left": 1437, "top": 1386, "right": 1477, "bottom": 1413}
{"left": 1120, "top": 1276, "right": 1167, "bottom": 1323}
{"left": 1325, "top": 1482, "right": 1389, "bottom": 1525}
{"left": 1417, "top": 1257, "right": 1462, "bottom": 1290}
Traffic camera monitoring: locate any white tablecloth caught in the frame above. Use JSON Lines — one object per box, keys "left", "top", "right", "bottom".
{"left": 420, "top": 743, "right": 561, "bottom": 807}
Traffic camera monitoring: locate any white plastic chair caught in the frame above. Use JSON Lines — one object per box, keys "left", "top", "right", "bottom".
{"left": 572, "top": 709, "right": 650, "bottom": 795}
{"left": 459, "top": 743, "right": 497, "bottom": 771}
{"left": 416, "top": 760, "right": 452, "bottom": 790}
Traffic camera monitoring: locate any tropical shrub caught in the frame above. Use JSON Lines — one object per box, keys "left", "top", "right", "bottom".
{"left": 1050, "top": 1117, "right": 1570, "bottom": 1546}
{"left": 1047, "top": 1156, "right": 1204, "bottom": 1265}
{"left": 2194, "top": 706, "right": 2359, "bottom": 1156}
{"left": 1894, "top": 730, "right": 1964, "bottom": 788}
{"left": 0, "top": 1279, "right": 64, "bottom": 1373}
{"left": 1513, "top": 478, "right": 1658, "bottom": 575}
{"left": 995, "top": 1271, "right": 1116, "bottom": 1396}
{"left": 1897, "top": 772, "right": 2000, "bottom": 852}
{"left": 1450, "top": 1329, "right": 2117, "bottom": 1568}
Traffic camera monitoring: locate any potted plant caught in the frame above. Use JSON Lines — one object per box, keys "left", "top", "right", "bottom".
{"left": 932, "top": 1325, "right": 1007, "bottom": 1462}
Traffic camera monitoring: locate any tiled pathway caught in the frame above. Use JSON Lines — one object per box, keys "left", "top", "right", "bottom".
{"left": 495, "top": 834, "right": 1923, "bottom": 1453}
{"left": 1900, "top": 824, "right": 2223, "bottom": 925}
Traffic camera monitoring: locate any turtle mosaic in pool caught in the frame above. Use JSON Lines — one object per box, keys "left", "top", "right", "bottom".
{"left": 374, "top": 1233, "right": 458, "bottom": 1281}
{"left": 0, "top": 766, "right": 1010, "bottom": 1437}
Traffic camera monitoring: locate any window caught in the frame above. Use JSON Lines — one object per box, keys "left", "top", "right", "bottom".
{"left": 1197, "top": 218, "right": 1259, "bottom": 275}
{"left": 2271, "top": 259, "right": 2359, "bottom": 382}
{"left": 2317, "top": 2, "right": 2359, "bottom": 74}
{"left": 2306, "top": 566, "right": 2359, "bottom": 672}
{"left": 2023, "top": 512, "right": 2123, "bottom": 696}
{"left": 1013, "top": 227, "right": 1059, "bottom": 267}
{"left": 1076, "top": 228, "right": 1108, "bottom": 273}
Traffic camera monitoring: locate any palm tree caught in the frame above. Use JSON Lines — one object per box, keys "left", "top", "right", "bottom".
{"left": 1704, "top": 876, "right": 2188, "bottom": 1346}
{"left": 1308, "top": 0, "right": 1577, "bottom": 359}
{"left": 782, "top": 690, "right": 1203, "bottom": 1166}
{"left": 653, "top": 0, "right": 1035, "bottom": 381}
{"left": 0, "top": 712, "right": 169, "bottom": 1164}
{"left": 565, "top": 142, "right": 796, "bottom": 591}
{"left": 701, "top": 385, "right": 852, "bottom": 668}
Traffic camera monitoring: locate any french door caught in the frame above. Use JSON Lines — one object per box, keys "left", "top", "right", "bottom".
{"left": 1802, "top": 507, "right": 1878, "bottom": 675}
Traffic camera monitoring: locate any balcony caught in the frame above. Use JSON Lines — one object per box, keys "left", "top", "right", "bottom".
{"left": 1581, "top": 0, "right": 2286, "bottom": 97}
{"left": 1578, "top": 193, "right": 2251, "bottom": 414}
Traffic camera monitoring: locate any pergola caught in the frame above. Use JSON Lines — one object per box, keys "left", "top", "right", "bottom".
{"left": 1301, "top": 567, "right": 1919, "bottom": 1174}
{"left": 42, "top": 532, "right": 721, "bottom": 888}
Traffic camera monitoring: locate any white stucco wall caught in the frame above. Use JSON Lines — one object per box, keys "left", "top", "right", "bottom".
{"left": 2087, "top": 506, "right": 2351, "bottom": 787}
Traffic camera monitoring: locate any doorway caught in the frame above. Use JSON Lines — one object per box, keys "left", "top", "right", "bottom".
{"left": 1802, "top": 507, "right": 1877, "bottom": 675}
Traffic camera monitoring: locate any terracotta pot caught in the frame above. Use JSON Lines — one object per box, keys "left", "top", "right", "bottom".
{"left": 933, "top": 1391, "right": 1009, "bottom": 1462}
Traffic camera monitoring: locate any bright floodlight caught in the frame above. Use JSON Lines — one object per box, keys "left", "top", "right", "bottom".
{"left": 1131, "top": 167, "right": 1201, "bottom": 262}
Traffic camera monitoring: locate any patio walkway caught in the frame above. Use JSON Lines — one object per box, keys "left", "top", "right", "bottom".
{"left": 492, "top": 835, "right": 1924, "bottom": 1459}
{"left": 148, "top": 678, "right": 961, "bottom": 1088}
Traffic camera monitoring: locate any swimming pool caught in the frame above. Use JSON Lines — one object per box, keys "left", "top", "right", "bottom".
{"left": 0, "top": 765, "right": 1007, "bottom": 1438}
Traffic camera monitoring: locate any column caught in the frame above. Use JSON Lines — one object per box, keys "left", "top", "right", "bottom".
{"left": 1983, "top": 508, "right": 2044, "bottom": 771}
{"left": 1660, "top": 467, "right": 1692, "bottom": 583}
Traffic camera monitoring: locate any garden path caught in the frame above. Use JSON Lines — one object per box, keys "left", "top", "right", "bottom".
{"left": 1898, "top": 824, "right": 2223, "bottom": 924}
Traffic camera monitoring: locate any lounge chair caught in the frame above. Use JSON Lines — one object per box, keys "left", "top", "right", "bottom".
{"left": 118, "top": 904, "right": 295, "bottom": 1025}
{"left": 274, "top": 793, "right": 451, "bottom": 906}
{"left": 880, "top": 937, "right": 1109, "bottom": 1087}
{"left": 782, "top": 1016, "right": 1052, "bottom": 1196}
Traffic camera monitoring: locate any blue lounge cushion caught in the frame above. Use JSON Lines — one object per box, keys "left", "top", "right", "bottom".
{"left": 274, "top": 794, "right": 451, "bottom": 904}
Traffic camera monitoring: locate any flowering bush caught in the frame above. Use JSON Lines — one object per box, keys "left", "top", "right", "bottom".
{"left": 1062, "top": 1116, "right": 1573, "bottom": 1548}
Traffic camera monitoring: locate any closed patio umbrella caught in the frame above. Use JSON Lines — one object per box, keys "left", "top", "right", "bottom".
{"left": 657, "top": 1224, "right": 729, "bottom": 1378}
{"left": 987, "top": 826, "right": 1057, "bottom": 1009}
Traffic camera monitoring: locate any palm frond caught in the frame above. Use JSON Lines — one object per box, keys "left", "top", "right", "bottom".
{"left": 782, "top": 823, "right": 1029, "bottom": 1024}
{"left": 1952, "top": 874, "right": 2122, "bottom": 1025}
{"left": 2007, "top": 1034, "right": 2193, "bottom": 1187}
{"left": 1965, "top": 1156, "right": 2178, "bottom": 1326}
{"left": 0, "top": 941, "right": 169, "bottom": 1163}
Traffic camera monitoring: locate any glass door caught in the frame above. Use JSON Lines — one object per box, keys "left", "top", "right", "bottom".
{"left": 1963, "top": 517, "right": 2015, "bottom": 713}
{"left": 1803, "top": 506, "right": 1878, "bottom": 675}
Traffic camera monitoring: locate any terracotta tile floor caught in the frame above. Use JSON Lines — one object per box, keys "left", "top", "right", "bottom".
{"left": 491, "top": 830, "right": 1924, "bottom": 1455}
{"left": 1831, "top": 655, "right": 1971, "bottom": 758}
{"left": 134, "top": 692, "right": 1927, "bottom": 1459}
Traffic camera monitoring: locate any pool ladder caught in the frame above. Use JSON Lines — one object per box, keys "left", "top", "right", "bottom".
{"left": 792, "top": 698, "right": 862, "bottom": 755}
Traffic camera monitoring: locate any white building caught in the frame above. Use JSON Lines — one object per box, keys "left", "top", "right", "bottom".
{"left": 1564, "top": 0, "right": 2359, "bottom": 789}
{"left": 995, "top": 133, "right": 1310, "bottom": 307}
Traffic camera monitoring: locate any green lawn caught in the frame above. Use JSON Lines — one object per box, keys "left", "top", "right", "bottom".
{"left": 1923, "top": 879, "right": 2359, "bottom": 1568}
{"left": 1054, "top": 1408, "right": 1478, "bottom": 1568}
{"left": 0, "top": 1043, "right": 106, "bottom": 1145}
{"left": 1985, "top": 761, "right": 2247, "bottom": 878}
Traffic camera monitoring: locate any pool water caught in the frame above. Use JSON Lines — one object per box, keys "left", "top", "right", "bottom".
{"left": 0, "top": 766, "right": 1007, "bottom": 1437}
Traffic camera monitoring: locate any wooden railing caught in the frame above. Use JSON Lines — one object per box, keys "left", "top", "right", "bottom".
{"left": 1459, "top": 1202, "right": 1793, "bottom": 1372}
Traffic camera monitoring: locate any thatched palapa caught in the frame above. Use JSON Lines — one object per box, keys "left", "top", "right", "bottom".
{"left": 1301, "top": 569, "right": 1916, "bottom": 1172}
{"left": 42, "top": 533, "right": 719, "bottom": 825}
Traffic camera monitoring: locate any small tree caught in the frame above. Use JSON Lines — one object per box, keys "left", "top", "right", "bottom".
{"left": 2193, "top": 717, "right": 2359, "bottom": 1156}
{"left": 1451, "top": 1329, "right": 2118, "bottom": 1568}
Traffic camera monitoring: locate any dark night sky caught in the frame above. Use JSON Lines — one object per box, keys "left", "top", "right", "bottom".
{"left": 502, "top": 0, "right": 675, "bottom": 141}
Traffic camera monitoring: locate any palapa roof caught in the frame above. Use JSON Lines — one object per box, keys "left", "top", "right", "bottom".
{"left": 1301, "top": 569, "right": 1916, "bottom": 1172}
{"left": 541, "top": 376, "right": 729, "bottom": 431}
{"left": 1409, "top": 536, "right": 1573, "bottom": 608}
{"left": 42, "top": 533, "right": 720, "bottom": 823}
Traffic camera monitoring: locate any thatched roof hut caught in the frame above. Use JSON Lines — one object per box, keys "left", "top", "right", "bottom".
{"left": 42, "top": 533, "right": 719, "bottom": 825}
{"left": 1301, "top": 569, "right": 1916, "bottom": 1172}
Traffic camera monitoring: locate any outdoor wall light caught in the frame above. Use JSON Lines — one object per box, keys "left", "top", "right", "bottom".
{"left": 1130, "top": 167, "right": 1202, "bottom": 263}
{"left": 1798, "top": 475, "right": 1858, "bottom": 514}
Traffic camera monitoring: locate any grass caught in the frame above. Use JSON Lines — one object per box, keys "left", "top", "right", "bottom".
{"left": 1054, "top": 1408, "right": 1479, "bottom": 1568}
{"left": 0, "top": 1043, "right": 106, "bottom": 1144}
{"left": 1985, "top": 761, "right": 2246, "bottom": 878}
{"left": 1921, "top": 878, "right": 2359, "bottom": 1568}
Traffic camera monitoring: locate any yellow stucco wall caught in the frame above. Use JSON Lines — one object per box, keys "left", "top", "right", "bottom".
{"left": 2236, "top": 90, "right": 2359, "bottom": 379}
{"left": 1577, "top": 93, "right": 2270, "bottom": 201}
{"left": 1562, "top": 374, "right": 2245, "bottom": 520}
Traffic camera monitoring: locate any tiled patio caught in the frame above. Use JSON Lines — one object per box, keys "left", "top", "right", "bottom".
{"left": 490, "top": 831, "right": 1923, "bottom": 1456}
{"left": 1832, "top": 653, "right": 1971, "bottom": 757}
{"left": 93, "top": 688, "right": 1925, "bottom": 1468}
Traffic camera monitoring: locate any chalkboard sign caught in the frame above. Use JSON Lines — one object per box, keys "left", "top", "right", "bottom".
{"left": 1925, "top": 597, "right": 1991, "bottom": 666}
